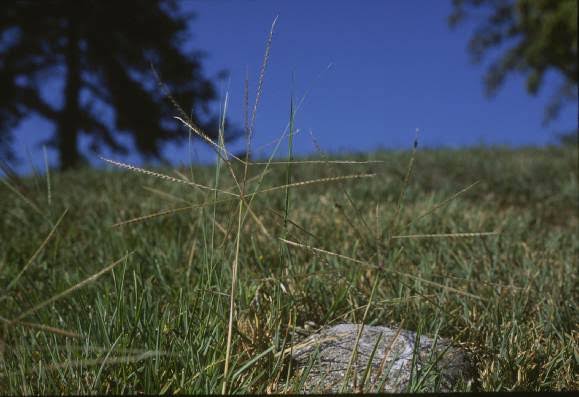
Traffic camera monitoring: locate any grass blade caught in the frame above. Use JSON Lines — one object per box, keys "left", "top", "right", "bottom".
{"left": 14, "top": 252, "right": 133, "bottom": 322}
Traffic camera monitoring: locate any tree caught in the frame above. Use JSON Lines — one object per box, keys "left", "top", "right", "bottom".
{"left": 0, "top": 0, "right": 237, "bottom": 170}
{"left": 449, "top": 0, "right": 578, "bottom": 125}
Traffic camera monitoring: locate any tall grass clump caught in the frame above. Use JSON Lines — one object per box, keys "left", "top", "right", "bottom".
{"left": 1, "top": 18, "right": 577, "bottom": 394}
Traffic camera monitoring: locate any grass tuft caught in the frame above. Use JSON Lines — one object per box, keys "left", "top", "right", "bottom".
{"left": 1, "top": 18, "right": 577, "bottom": 393}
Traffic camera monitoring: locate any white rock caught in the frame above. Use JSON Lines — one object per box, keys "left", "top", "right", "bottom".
{"left": 287, "top": 323, "right": 472, "bottom": 393}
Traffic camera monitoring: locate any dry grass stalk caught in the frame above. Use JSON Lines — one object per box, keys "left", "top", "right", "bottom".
{"left": 279, "top": 237, "right": 486, "bottom": 301}
{"left": 13, "top": 253, "right": 132, "bottom": 322}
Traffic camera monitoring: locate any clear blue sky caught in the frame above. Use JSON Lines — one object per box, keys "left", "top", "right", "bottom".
{"left": 11, "top": 0, "right": 577, "bottom": 175}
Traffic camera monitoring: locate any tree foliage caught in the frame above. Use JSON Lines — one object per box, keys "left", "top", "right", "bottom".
{"left": 0, "top": 0, "right": 236, "bottom": 170}
{"left": 449, "top": 0, "right": 578, "bottom": 124}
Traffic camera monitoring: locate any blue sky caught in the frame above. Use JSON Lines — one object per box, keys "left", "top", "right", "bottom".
{"left": 10, "top": 0, "right": 578, "bottom": 174}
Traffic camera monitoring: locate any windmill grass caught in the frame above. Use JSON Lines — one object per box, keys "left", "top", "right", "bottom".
{"left": 0, "top": 21, "right": 577, "bottom": 394}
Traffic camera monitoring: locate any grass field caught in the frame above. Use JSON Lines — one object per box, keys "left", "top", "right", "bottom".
{"left": 0, "top": 143, "right": 577, "bottom": 393}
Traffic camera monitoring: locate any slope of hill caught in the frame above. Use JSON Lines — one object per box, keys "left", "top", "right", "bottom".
{"left": 0, "top": 146, "right": 577, "bottom": 393}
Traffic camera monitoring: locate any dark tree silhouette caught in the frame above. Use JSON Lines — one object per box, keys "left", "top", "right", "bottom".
{"left": 0, "top": 0, "right": 237, "bottom": 170}
{"left": 449, "top": 0, "right": 578, "bottom": 125}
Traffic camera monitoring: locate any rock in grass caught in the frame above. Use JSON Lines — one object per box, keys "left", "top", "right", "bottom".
{"left": 287, "top": 323, "right": 472, "bottom": 393}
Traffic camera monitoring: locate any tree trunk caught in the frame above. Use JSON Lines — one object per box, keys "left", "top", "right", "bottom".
{"left": 59, "top": 15, "right": 81, "bottom": 170}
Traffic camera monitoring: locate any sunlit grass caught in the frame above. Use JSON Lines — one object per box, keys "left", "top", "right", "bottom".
{"left": 1, "top": 15, "right": 577, "bottom": 391}
{"left": 0, "top": 142, "right": 576, "bottom": 393}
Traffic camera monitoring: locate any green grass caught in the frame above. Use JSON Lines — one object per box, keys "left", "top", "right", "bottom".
{"left": 0, "top": 144, "right": 577, "bottom": 393}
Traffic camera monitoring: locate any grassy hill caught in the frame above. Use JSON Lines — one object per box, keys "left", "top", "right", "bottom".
{"left": 0, "top": 146, "right": 577, "bottom": 393}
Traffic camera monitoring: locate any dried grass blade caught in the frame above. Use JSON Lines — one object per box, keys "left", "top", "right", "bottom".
{"left": 391, "top": 231, "right": 499, "bottom": 239}
{"left": 0, "top": 177, "right": 45, "bottom": 220}
{"left": 405, "top": 180, "right": 481, "bottom": 227}
{"left": 13, "top": 320, "right": 79, "bottom": 338}
{"left": 375, "top": 320, "right": 404, "bottom": 393}
{"left": 247, "top": 159, "right": 384, "bottom": 165}
{"left": 112, "top": 205, "right": 196, "bottom": 227}
{"left": 142, "top": 186, "right": 191, "bottom": 204}
{"left": 0, "top": 315, "right": 79, "bottom": 338}
{"left": 254, "top": 173, "right": 376, "bottom": 195}
{"left": 14, "top": 253, "right": 132, "bottom": 322}
{"left": 4, "top": 208, "right": 68, "bottom": 293}
{"left": 279, "top": 238, "right": 485, "bottom": 301}
{"left": 41, "top": 351, "right": 162, "bottom": 371}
